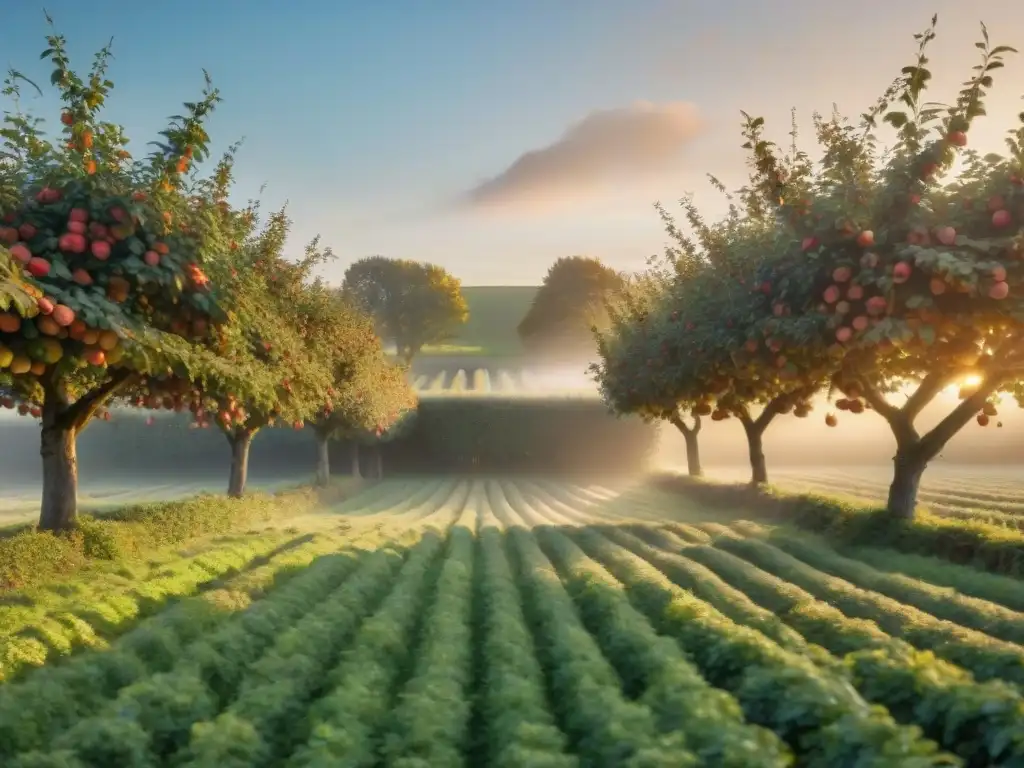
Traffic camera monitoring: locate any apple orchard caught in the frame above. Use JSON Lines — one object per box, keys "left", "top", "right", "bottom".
{"left": 594, "top": 18, "right": 1024, "bottom": 519}
{"left": 0, "top": 27, "right": 413, "bottom": 531}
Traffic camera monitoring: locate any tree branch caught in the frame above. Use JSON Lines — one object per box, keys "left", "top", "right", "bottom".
{"left": 668, "top": 410, "right": 700, "bottom": 436}
{"left": 902, "top": 370, "right": 954, "bottom": 422}
{"left": 854, "top": 378, "right": 902, "bottom": 424}
{"left": 919, "top": 371, "right": 1007, "bottom": 459}
{"left": 60, "top": 369, "right": 135, "bottom": 432}
{"left": 753, "top": 396, "right": 784, "bottom": 432}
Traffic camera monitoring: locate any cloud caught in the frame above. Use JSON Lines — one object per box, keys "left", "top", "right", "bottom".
{"left": 461, "top": 101, "right": 704, "bottom": 213}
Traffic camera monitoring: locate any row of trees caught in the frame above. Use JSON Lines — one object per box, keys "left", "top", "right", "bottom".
{"left": 0, "top": 23, "right": 416, "bottom": 531}
{"left": 593, "top": 17, "right": 1024, "bottom": 520}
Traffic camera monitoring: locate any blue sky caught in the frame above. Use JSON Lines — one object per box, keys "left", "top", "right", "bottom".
{"left": 4, "top": 0, "right": 1024, "bottom": 285}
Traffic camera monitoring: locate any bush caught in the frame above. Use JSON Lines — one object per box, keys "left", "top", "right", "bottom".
{"left": 0, "top": 486, "right": 331, "bottom": 591}
{"left": 369, "top": 397, "right": 657, "bottom": 475}
{"left": 653, "top": 473, "right": 1024, "bottom": 578}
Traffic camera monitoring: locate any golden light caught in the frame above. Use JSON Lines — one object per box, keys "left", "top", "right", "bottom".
{"left": 964, "top": 374, "right": 982, "bottom": 387}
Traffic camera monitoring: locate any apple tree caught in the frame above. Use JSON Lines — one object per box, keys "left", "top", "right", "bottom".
{"left": 143, "top": 209, "right": 338, "bottom": 497}
{"left": 312, "top": 346, "right": 417, "bottom": 484}
{"left": 0, "top": 26, "right": 249, "bottom": 530}
{"left": 730, "top": 17, "right": 1024, "bottom": 517}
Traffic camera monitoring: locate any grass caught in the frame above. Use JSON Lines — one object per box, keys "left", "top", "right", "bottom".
{"left": 3, "top": 475, "right": 1024, "bottom": 766}
{"left": 450, "top": 285, "right": 538, "bottom": 356}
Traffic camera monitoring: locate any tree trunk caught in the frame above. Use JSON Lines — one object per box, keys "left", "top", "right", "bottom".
{"left": 39, "top": 421, "right": 79, "bottom": 532}
{"left": 351, "top": 442, "right": 361, "bottom": 477}
{"left": 227, "top": 430, "right": 254, "bottom": 498}
{"left": 315, "top": 432, "right": 330, "bottom": 487}
{"left": 886, "top": 448, "right": 927, "bottom": 520}
{"left": 668, "top": 413, "right": 702, "bottom": 477}
{"left": 742, "top": 424, "right": 768, "bottom": 485}
{"left": 683, "top": 429, "right": 702, "bottom": 477}
{"left": 373, "top": 445, "right": 383, "bottom": 478}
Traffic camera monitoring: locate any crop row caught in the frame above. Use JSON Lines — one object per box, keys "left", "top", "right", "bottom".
{"left": 0, "top": 531, "right": 293, "bottom": 681}
{"left": 624, "top": 523, "right": 1024, "bottom": 766}
{"left": 8, "top": 478, "right": 1024, "bottom": 767}
{"left": 0, "top": 523, "right": 417, "bottom": 761}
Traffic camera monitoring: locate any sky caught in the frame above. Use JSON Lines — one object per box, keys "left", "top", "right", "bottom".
{"left": 4, "top": 0, "right": 1024, "bottom": 286}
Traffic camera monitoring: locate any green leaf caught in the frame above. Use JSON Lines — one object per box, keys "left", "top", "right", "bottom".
{"left": 50, "top": 260, "right": 72, "bottom": 281}
{"left": 122, "top": 256, "right": 144, "bottom": 274}
{"left": 884, "top": 111, "right": 909, "bottom": 128}
{"left": 918, "top": 325, "right": 936, "bottom": 345}
{"left": 127, "top": 238, "right": 145, "bottom": 256}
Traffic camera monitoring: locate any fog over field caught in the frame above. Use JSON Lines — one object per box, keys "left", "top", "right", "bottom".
{"left": 2, "top": 360, "right": 1020, "bottom": 529}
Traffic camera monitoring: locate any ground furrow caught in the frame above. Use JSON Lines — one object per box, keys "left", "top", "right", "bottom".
{"left": 734, "top": 523, "right": 1024, "bottom": 646}
{"left": 701, "top": 524, "right": 1024, "bottom": 688}
{"left": 473, "top": 526, "right": 577, "bottom": 766}
{"left": 596, "top": 525, "right": 821, "bottom": 657}
{"left": 502, "top": 481, "right": 581, "bottom": 527}
{"left": 535, "top": 526, "right": 793, "bottom": 767}
{"left": 846, "top": 545, "right": 1024, "bottom": 614}
{"left": 567, "top": 527, "right": 954, "bottom": 767}
{"left": 176, "top": 536, "right": 419, "bottom": 767}
{"left": 514, "top": 481, "right": 614, "bottom": 525}
{"left": 646, "top": 525, "right": 1024, "bottom": 767}
{"left": 285, "top": 527, "right": 451, "bottom": 766}
{"left": 0, "top": 532, "right": 293, "bottom": 682}
{"left": 533, "top": 480, "right": 673, "bottom": 523}
{"left": 379, "top": 525, "right": 476, "bottom": 766}
{"left": 506, "top": 526, "right": 697, "bottom": 766}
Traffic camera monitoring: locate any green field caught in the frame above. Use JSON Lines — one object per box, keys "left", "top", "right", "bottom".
{"left": 3, "top": 475, "right": 1024, "bottom": 766}
{"left": 425, "top": 285, "right": 537, "bottom": 356}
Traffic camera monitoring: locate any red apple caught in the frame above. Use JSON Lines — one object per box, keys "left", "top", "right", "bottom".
{"left": 856, "top": 230, "right": 875, "bottom": 247}
{"left": 992, "top": 209, "right": 1012, "bottom": 228}
{"left": 935, "top": 226, "right": 956, "bottom": 246}
{"left": 832, "top": 266, "right": 852, "bottom": 283}
{"left": 26, "top": 257, "right": 50, "bottom": 277}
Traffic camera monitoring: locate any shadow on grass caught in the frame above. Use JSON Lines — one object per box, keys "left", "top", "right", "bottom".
{"left": 2, "top": 531, "right": 323, "bottom": 681}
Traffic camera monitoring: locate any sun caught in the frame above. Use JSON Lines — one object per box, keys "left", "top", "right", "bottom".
{"left": 963, "top": 374, "right": 982, "bottom": 387}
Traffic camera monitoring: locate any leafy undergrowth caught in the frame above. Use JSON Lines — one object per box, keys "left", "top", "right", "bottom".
{"left": 0, "top": 480, "right": 365, "bottom": 594}
{"left": 3, "top": 477, "right": 1024, "bottom": 767}
{"left": 653, "top": 472, "right": 1024, "bottom": 579}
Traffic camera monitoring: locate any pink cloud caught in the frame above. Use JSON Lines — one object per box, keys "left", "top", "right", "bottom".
{"left": 462, "top": 101, "right": 704, "bottom": 213}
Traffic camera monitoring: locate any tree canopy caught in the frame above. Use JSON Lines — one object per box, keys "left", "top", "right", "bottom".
{"left": 341, "top": 256, "right": 468, "bottom": 362}
{"left": 594, "top": 16, "right": 1024, "bottom": 518}
{"left": 518, "top": 255, "right": 624, "bottom": 361}
{"left": 0, "top": 24, "right": 255, "bottom": 529}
